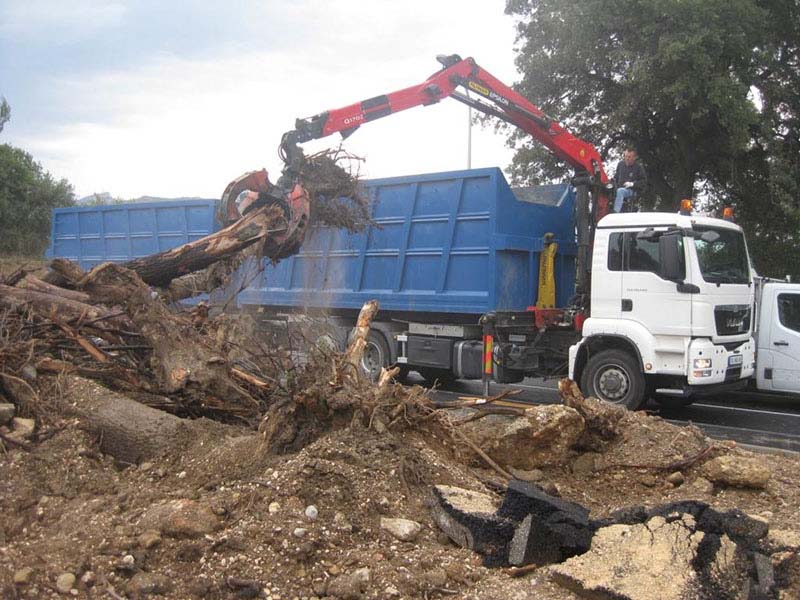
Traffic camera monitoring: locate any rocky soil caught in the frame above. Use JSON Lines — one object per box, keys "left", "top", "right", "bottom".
{"left": 2, "top": 371, "right": 800, "bottom": 599}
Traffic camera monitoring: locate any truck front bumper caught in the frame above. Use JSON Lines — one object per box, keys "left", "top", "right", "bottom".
{"left": 686, "top": 337, "right": 755, "bottom": 386}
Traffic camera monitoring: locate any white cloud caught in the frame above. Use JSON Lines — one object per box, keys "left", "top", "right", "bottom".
{"left": 0, "top": 0, "right": 127, "bottom": 38}
{"left": 10, "top": 0, "right": 522, "bottom": 199}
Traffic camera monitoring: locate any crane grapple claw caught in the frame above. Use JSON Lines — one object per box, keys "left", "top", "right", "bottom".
{"left": 218, "top": 169, "right": 310, "bottom": 257}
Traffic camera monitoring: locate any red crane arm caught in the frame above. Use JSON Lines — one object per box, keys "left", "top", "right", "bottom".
{"left": 282, "top": 55, "right": 608, "bottom": 187}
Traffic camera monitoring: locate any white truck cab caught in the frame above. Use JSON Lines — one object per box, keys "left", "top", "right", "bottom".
{"left": 755, "top": 281, "right": 800, "bottom": 394}
{"left": 570, "top": 212, "right": 756, "bottom": 409}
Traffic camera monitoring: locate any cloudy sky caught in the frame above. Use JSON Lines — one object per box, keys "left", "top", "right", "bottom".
{"left": 0, "top": 1, "right": 520, "bottom": 199}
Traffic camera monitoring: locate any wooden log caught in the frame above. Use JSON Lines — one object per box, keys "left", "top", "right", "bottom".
{"left": 65, "top": 375, "right": 197, "bottom": 464}
{"left": 0, "top": 284, "right": 126, "bottom": 326}
{"left": 120, "top": 204, "right": 288, "bottom": 287}
{"left": 17, "top": 274, "right": 92, "bottom": 304}
{"left": 41, "top": 257, "right": 87, "bottom": 287}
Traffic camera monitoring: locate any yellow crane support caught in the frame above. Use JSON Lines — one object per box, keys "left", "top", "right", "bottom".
{"left": 536, "top": 233, "right": 557, "bottom": 309}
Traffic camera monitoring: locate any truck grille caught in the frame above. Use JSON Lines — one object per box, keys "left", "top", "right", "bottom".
{"left": 714, "top": 305, "right": 751, "bottom": 336}
{"left": 724, "top": 366, "right": 743, "bottom": 382}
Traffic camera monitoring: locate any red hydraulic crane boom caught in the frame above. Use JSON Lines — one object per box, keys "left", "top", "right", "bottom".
{"left": 278, "top": 54, "right": 611, "bottom": 298}
{"left": 280, "top": 55, "right": 609, "bottom": 211}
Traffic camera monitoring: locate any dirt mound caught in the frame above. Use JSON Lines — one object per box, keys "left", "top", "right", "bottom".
{"left": 3, "top": 365, "right": 800, "bottom": 599}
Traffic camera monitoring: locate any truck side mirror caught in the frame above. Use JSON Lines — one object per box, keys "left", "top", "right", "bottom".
{"left": 659, "top": 234, "right": 683, "bottom": 281}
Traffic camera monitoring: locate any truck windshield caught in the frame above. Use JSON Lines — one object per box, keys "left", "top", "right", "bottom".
{"left": 693, "top": 227, "right": 750, "bottom": 284}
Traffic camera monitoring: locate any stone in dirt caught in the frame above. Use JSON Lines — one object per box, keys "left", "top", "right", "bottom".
{"left": 380, "top": 517, "right": 422, "bottom": 542}
{"left": 606, "top": 500, "right": 769, "bottom": 546}
{"left": 10, "top": 417, "right": 35, "bottom": 440}
{"left": 702, "top": 454, "right": 772, "bottom": 489}
{"left": 333, "top": 511, "right": 353, "bottom": 533}
{"left": 0, "top": 402, "right": 14, "bottom": 425}
{"left": 690, "top": 476, "right": 714, "bottom": 494}
{"left": 571, "top": 452, "right": 599, "bottom": 476}
{"left": 139, "top": 498, "right": 222, "bottom": 538}
{"left": 126, "top": 572, "right": 172, "bottom": 597}
{"left": 326, "top": 567, "right": 370, "bottom": 599}
{"left": 56, "top": 572, "right": 76, "bottom": 594}
{"left": 550, "top": 514, "right": 705, "bottom": 600}
{"left": 582, "top": 501, "right": 775, "bottom": 599}
{"left": 460, "top": 405, "right": 585, "bottom": 470}
{"left": 137, "top": 529, "right": 162, "bottom": 549}
{"left": 508, "top": 467, "right": 544, "bottom": 482}
{"left": 666, "top": 471, "right": 685, "bottom": 486}
{"left": 768, "top": 529, "right": 800, "bottom": 551}
{"left": 13, "top": 567, "right": 34, "bottom": 585}
{"left": 430, "top": 485, "right": 514, "bottom": 561}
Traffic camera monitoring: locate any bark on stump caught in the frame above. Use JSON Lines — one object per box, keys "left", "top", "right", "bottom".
{"left": 66, "top": 376, "right": 194, "bottom": 464}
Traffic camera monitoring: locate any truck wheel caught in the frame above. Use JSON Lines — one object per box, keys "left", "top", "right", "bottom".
{"left": 581, "top": 349, "right": 647, "bottom": 410}
{"left": 360, "top": 331, "right": 390, "bottom": 382}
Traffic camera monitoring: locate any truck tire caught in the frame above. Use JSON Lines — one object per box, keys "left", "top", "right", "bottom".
{"left": 581, "top": 349, "right": 647, "bottom": 410}
{"left": 360, "top": 331, "right": 390, "bottom": 382}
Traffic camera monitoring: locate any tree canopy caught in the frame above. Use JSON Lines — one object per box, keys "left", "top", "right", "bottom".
{"left": 0, "top": 143, "right": 74, "bottom": 256}
{"left": 504, "top": 0, "right": 799, "bottom": 279}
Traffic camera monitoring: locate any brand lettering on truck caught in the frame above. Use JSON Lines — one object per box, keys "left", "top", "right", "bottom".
{"left": 726, "top": 317, "right": 745, "bottom": 330}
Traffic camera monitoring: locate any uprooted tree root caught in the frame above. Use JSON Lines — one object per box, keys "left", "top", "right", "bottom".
{"left": 294, "top": 147, "right": 374, "bottom": 233}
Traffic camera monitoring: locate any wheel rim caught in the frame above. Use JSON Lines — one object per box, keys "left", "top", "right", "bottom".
{"left": 593, "top": 363, "right": 630, "bottom": 403}
{"left": 360, "top": 341, "right": 383, "bottom": 380}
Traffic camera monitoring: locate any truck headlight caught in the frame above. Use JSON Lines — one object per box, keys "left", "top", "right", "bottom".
{"left": 693, "top": 358, "right": 712, "bottom": 369}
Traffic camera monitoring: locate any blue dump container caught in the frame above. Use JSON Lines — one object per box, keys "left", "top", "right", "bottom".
{"left": 47, "top": 199, "right": 219, "bottom": 270}
{"left": 237, "top": 168, "right": 577, "bottom": 316}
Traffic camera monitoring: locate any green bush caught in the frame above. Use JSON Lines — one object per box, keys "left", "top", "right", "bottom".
{"left": 0, "top": 144, "right": 74, "bottom": 256}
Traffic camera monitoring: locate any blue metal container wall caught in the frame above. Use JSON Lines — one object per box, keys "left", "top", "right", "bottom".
{"left": 237, "top": 168, "right": 577, "bottom": 314}
{"left": 47, "top": 200, "right": 219, "bottom": 270}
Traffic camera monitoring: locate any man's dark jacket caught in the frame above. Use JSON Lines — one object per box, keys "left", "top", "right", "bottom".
{"left": 613, "top": 161, "right": 647, "bottom": 193}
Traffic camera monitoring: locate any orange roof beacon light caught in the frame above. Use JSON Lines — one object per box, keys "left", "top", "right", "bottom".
{"left": 679, "top": 199, "right": 693, "bottom": 216}
{"left": 722, "top": 206, "right": 735, "bottom": 221}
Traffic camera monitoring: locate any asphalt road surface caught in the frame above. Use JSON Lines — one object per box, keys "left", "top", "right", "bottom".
{"left": 413, "top": 375, "right": 800, "bottom": 454}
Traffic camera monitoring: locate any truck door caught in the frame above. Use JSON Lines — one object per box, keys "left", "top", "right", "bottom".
{"left": 619, "top": 231, "right": 692, "bottom": 337}
{"left": 590, "top": 230, "right": 624, "bottom": 320}
{"left": 766, "top": 288, "right": 800, "bottom": 393}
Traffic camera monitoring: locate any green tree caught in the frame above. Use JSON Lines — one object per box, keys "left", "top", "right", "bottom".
{"left": 0, "top": 144, "right": 75, "bottom": 255}
{"left": 718, "top": 0, "right": 800, "bottom": 280}
{"left": 504, "top": 0, "right": 800, "bottom": 279}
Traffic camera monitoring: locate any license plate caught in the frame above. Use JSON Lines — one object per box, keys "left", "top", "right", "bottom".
{"left": 728, "top": 355, "right": 743, "bottom": 366}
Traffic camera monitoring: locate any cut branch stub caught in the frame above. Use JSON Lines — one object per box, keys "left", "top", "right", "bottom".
{"left": 344, "top": 300, "right": 380, "bottom": 381}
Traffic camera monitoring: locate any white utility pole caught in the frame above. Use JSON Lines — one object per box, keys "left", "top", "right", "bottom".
{"left": 467, "top": 100, "right": 473, "bottom": 169}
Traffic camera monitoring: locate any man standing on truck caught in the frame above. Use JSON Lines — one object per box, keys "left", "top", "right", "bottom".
{"left": 613, "top": 148, "right": 647, "bottom": 212}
